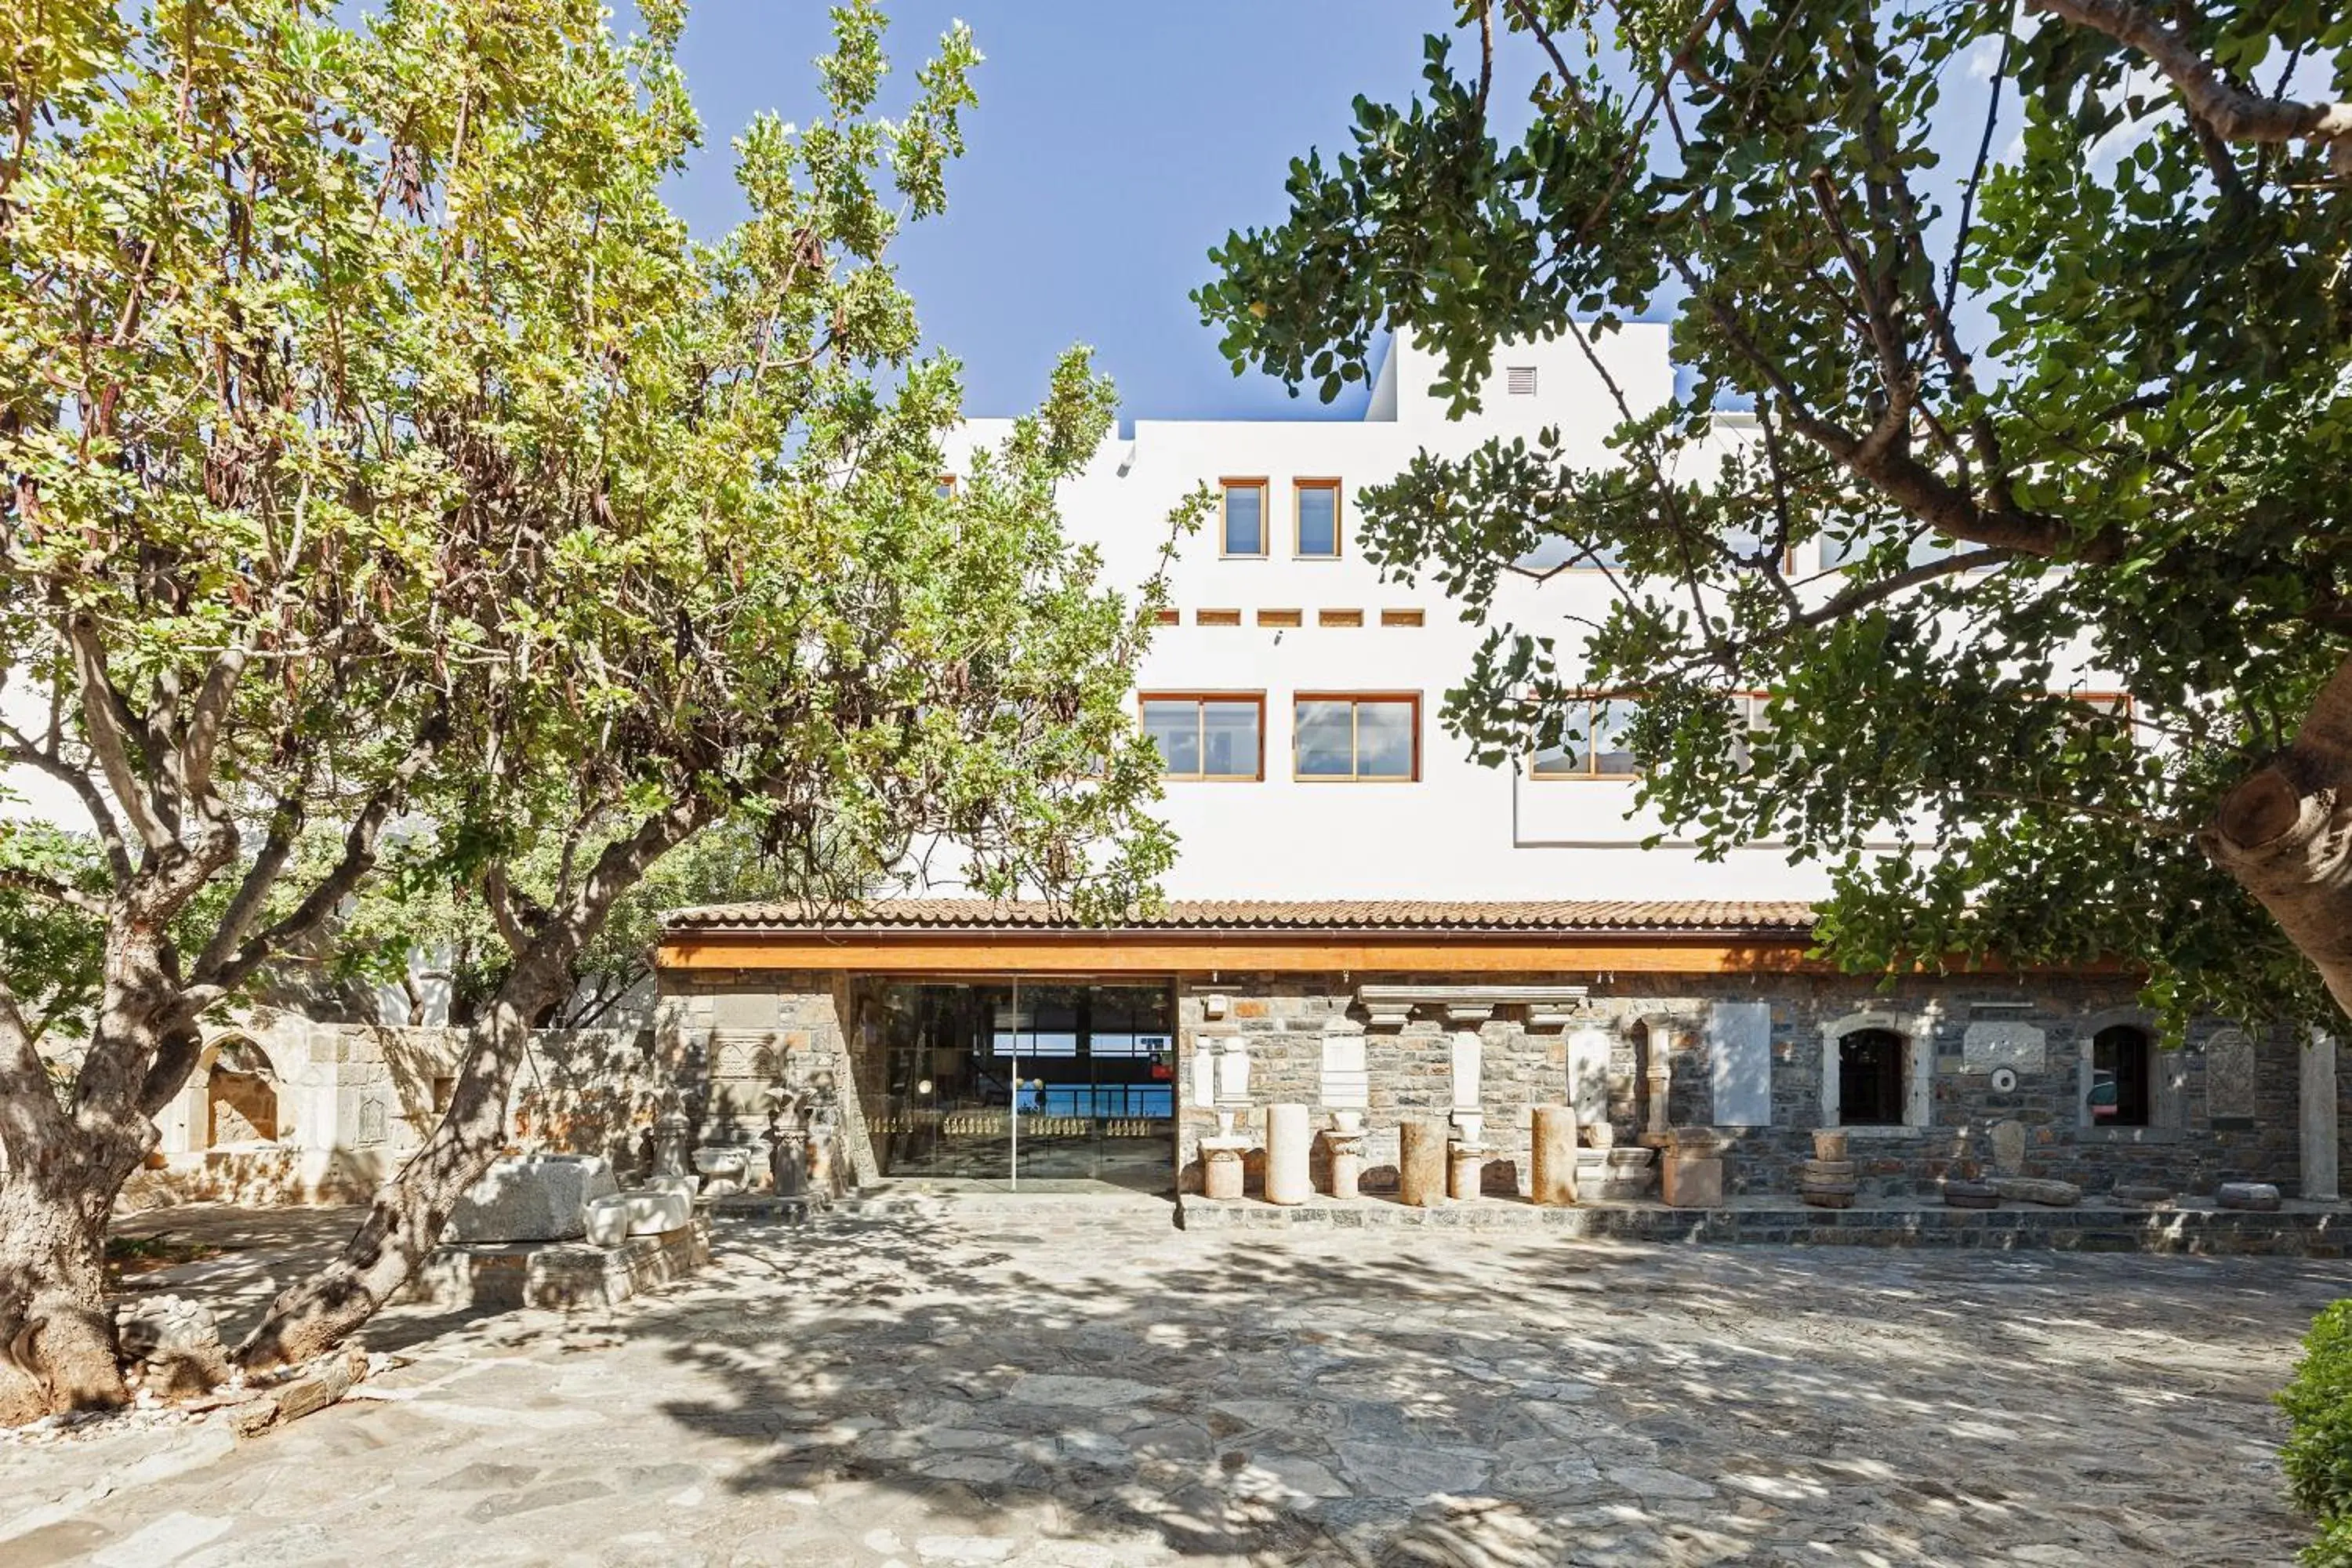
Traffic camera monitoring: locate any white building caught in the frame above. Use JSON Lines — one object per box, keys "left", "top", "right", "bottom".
{"left": 949, "top": 325, "right": 1817, "bottom": 902}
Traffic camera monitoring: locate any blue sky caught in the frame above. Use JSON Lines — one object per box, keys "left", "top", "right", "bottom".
{"left": 662, "top": 2, "right": 1460, "bottom": 423}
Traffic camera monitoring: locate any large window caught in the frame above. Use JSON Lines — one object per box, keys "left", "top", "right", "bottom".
{"left": 1295, "top": 694, "right": 1418, "bottom": 781}
{"left": 1838, "top": 1029, "right": 1906, "bottom": 1126}
{"left": 1221, "top": 478, "right": 1267, "bottom": 557}
{"left": 1294, "top": 479, "right": 1341, "bottom": 558}
{"left": 1141, "top": 694, "right": 1263, "bottom": 780}
{"left": 1530, "top": 695, "right": 1643, "bottom": 779}
{"left": 2091, "top": 1025, "right": 2153, "bottom": 1127}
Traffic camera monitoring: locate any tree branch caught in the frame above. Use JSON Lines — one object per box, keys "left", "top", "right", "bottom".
{"left": 2033, "top": 0, "right": 2352, "bottom": 169}
{"left": 63, "top": 613, "right": 172, "bottom": 851}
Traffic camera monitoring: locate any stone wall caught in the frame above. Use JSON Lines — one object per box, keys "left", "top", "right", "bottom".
{"left": 1171, "top": 971, "right": 2314, "bottom": 1200}
{"left": 653, "top": 969, "right": 878, "bottom": 1189}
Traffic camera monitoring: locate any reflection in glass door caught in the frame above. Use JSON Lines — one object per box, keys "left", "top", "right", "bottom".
{"left": 873, "top": 981, "right": 1174, "bottom": 1189}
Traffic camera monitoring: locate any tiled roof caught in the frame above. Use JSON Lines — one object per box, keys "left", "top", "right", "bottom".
{"left": 662, "top": 898, "right": 1816, "bottom": 937}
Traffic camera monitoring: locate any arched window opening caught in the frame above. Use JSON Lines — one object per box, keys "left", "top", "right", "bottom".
{"left": 2091, "top": 1025, "right": 2153, "bottom": 1128}
{"left": 1838, "top": 1029, "right": 1906, "bottom": 1126}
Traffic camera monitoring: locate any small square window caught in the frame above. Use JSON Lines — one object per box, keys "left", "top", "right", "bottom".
{"left": 1505, "top": 365, "right": 1538, "bottom": 396}
{"left": 935, "top": 475, "right": 957, "bottom": 499}
{"left": 1221, "top": 480, "right": 1268, "bottom": 557}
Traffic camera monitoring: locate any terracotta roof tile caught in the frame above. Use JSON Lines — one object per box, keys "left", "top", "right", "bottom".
{"left": 662, "top": 898, "right": 1816, "bottom": 937}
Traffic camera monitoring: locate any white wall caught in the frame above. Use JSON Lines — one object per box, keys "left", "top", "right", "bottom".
{"left": 949, "top": 325, "right": 1838, "bottom": 902}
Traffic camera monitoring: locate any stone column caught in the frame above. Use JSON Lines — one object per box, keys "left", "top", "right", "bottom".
{"left": 1399, "top": 1117, "right": 1446, "bottom": 1207}
{"left": 1265, "top": 1103, "right": 1311, "bottom": 1205}
{"left": 1642, "top": 1023, "right": 1675, "bottom": 1146}
{"left": 1530, "top": 1104, "right": 1579, "bottom": 1206}
{"left": 2305, "top": 1029, "right": 2341, "bottom": 1203}
{"left": 1448, "top": 1142, "right": 1485, "bottom": 1201}
{"left": 1327, "top": 1123, "right": 1365, "bottom": 1200}
{"left": 1200, "top": 1139, "right": 1247, "bottom": 1200}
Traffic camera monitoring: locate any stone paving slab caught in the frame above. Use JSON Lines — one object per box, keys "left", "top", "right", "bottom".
{"left": 0, "top": 1195, "right": 2341, "bottom": 1565}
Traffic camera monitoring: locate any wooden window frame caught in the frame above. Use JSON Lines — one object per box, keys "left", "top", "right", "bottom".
{"left": 1380, "top": 608, "right": 1425, "bottom": 628}
{"left": 1293, "top": 477, "right": 1343, "bottom": 560}
{"left": 935, "top": 474, "right": 957, "bottom": 498}
{"left": 1220, "top": 477, "right": 1269, "bottom": 559}
{"left": 1196, "top": 608, "right": 1241, "bottom": 627}
{"left": 1138, "top": 691, "right": 1266, "bottom": 782}
{"left": 1152, "top": 608, "right": 1181, "bottom": 626}
{"left": 1257, "top": 608, "right": 1303, "bottom": 628}
{"left": 1317, "top": 608, "right": 1363, "bottom": 628}
{"left": 1527, "top": 692, "right": 1647, "bottom": 782}
{"left": 1292, "top": 691, "right": 1421, "bottom": 783}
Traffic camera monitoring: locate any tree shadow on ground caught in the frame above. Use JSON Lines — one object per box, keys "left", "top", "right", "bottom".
{"left": 604, "top": 1203, "right": 2348, "bottom": 1565}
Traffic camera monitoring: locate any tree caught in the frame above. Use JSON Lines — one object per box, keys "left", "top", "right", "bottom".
{"left": 2, "top": 0, "right": 1179, "bottom": 1419}
{"left": 1198, "top": 0, "right": 2352, "bottom": 1036}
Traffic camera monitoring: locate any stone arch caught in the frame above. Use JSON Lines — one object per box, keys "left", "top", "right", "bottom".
{"left": 1818, "top": 1007, "right": 1937, "bottom": 1129}
{"left": 197, "top": 1031, "right": 284, "bottom": 1148}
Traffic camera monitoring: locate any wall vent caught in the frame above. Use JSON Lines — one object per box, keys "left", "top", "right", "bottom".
{"left": 1506, "top": 365, "right": 1538, "bottom": 396}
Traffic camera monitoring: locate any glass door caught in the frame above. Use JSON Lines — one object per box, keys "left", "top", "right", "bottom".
{"left": 873, "top": 981, "right": 1174, "bottom": 1189}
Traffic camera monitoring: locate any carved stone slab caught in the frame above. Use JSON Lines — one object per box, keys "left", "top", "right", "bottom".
{"left": 1962, "top": 1022, "right": 2045, "bottom": 1074}
{"left": 2206, "top": 1029, "right": 2256, "bottom": 1121}
{"left": 1707, "top": 1002, "right": 1773, "bottom": 1127}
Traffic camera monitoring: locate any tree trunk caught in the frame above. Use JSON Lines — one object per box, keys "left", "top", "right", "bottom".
{"left": 0, "top": 1142, "right": 134, "bottom": 1425}
{"left": 2202, "top": 652, "right": 2352, "bottom": 1019}
{"left": 234, "top": 963, "right": 568, "bottom": 1371}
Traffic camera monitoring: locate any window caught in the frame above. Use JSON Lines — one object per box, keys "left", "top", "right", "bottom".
{"left": 1141, "top": 694, "right": 1263, "bottom": 781}
{"left": 1152, "top": 608, "right": 1180, "bottom": 626}
{"left": 1318, "top": 608, "right": 1363, "bottom": 628}
{"left": 1838, "top": 1029, "right": 1906, "bottom": 1126}
{"left": 1221, "top": 479, "right": 1268, "bottom": 557}
{"left": 1381, "top": 608, "right": 1425, "bottom": 628}
{"left": 935, "top": 475, "right": 957, "bottom": 499}
{"left": 1729, "top": 691, "right": 1775, "bottom": 771}
{"left": 1294, "top": 479, "right": 1341, "bottom": 557}
{"left": 2091, "top": 1025, "right": 2152, "bottom": 1127}
{"left": 1257, "top": 608, "right": 1302, "bottom": 628}
{"left": 1294, "top": 693, "right": 1418, "bottom": 781}
{"left": 1529, "top": 695, "right": 1643, "bottom": 779}
{"left": 1196, "top": 608, "right": 1240, "bottom": 626}
{"left": 1506, "top": 365, "right": 1538, "bottom": 395}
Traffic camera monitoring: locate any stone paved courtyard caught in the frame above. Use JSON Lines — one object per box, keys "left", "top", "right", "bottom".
{"left": 1, "top": 1196, "right": 2343, "bottom": 1566}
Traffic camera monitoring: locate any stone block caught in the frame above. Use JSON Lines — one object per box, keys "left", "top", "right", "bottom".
{"left": 445, "top": 1154, "right": 619, "bottom": 1243}
{"left": 1942, "top": 1181, "right": 1999, "bottom": 1208}
{"left": 582, "top": 1194, "right": 631, "bottom": 1247}
{"left": 621, "top": 1187, "right": 691, "bottom": 1236}
{"left": 1662, "top": 1153, "right": 1723, "bottom": 1208}
{"left": 2218, "top": 1181, "right": 2282, "bottom": 1211}
{"left": 1989, "top": 1176, "right": 2082, "bottom": 1207}
{"left": 1812, "top": 1129, "right": 1849, "bottom": 1163}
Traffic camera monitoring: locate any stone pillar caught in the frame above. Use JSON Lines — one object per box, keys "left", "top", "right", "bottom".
{"left": 1399, "top": 1117, "right": 1446, "bottom": 1207}
{"left": 1642, "top": 1025, "right": 1675, "bottom": 1146}
{"left": 1200, "top": 1139, "right": 1247, "bottom": 1201}
{"left": 2306, "top": 1029, "right": 2340, "bottom": 1203}
{"left": 1530, "top": 1104, "right": 1579, "bottom": 1206}
{"left": 1326, "top": 1112, "right": 1365, "bottom": 1201}
{"left": 1265, "top": 1103, "right": 1311, "bottom": 1205}
{"left": 1448, "top": 1142, "right": 1485, "bottom": 1201}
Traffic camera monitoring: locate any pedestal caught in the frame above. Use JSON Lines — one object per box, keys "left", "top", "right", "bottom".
{"left": 1327, "top": 1134, "right": 1364, "bottom": 1200}
{"left": 1530, "top": 1103, "right": 1579, "bottom": 1206}
{"left": 1200, "top": 1138, "right": 1249, "bottom": 1200}
{"left": 1661, "top": 1153, "right": 1723, "bottom": 1208}
{"left": 1398, "top": 1118, "right": 1446, "bottom": 1207}
{"left": 1264, "top": 1103, "right": 1311, "bottom": 1205}
{"left": 2305, "top": 1029, "right": 2340, "bottom": 1203}
{"left": 1448, "top": 1143, "right": 1487, "bottom": 1201}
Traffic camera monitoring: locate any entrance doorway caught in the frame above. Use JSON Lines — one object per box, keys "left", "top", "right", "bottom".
{"left": 872, "top": 982, "right": 1175, "bottom": 1191}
